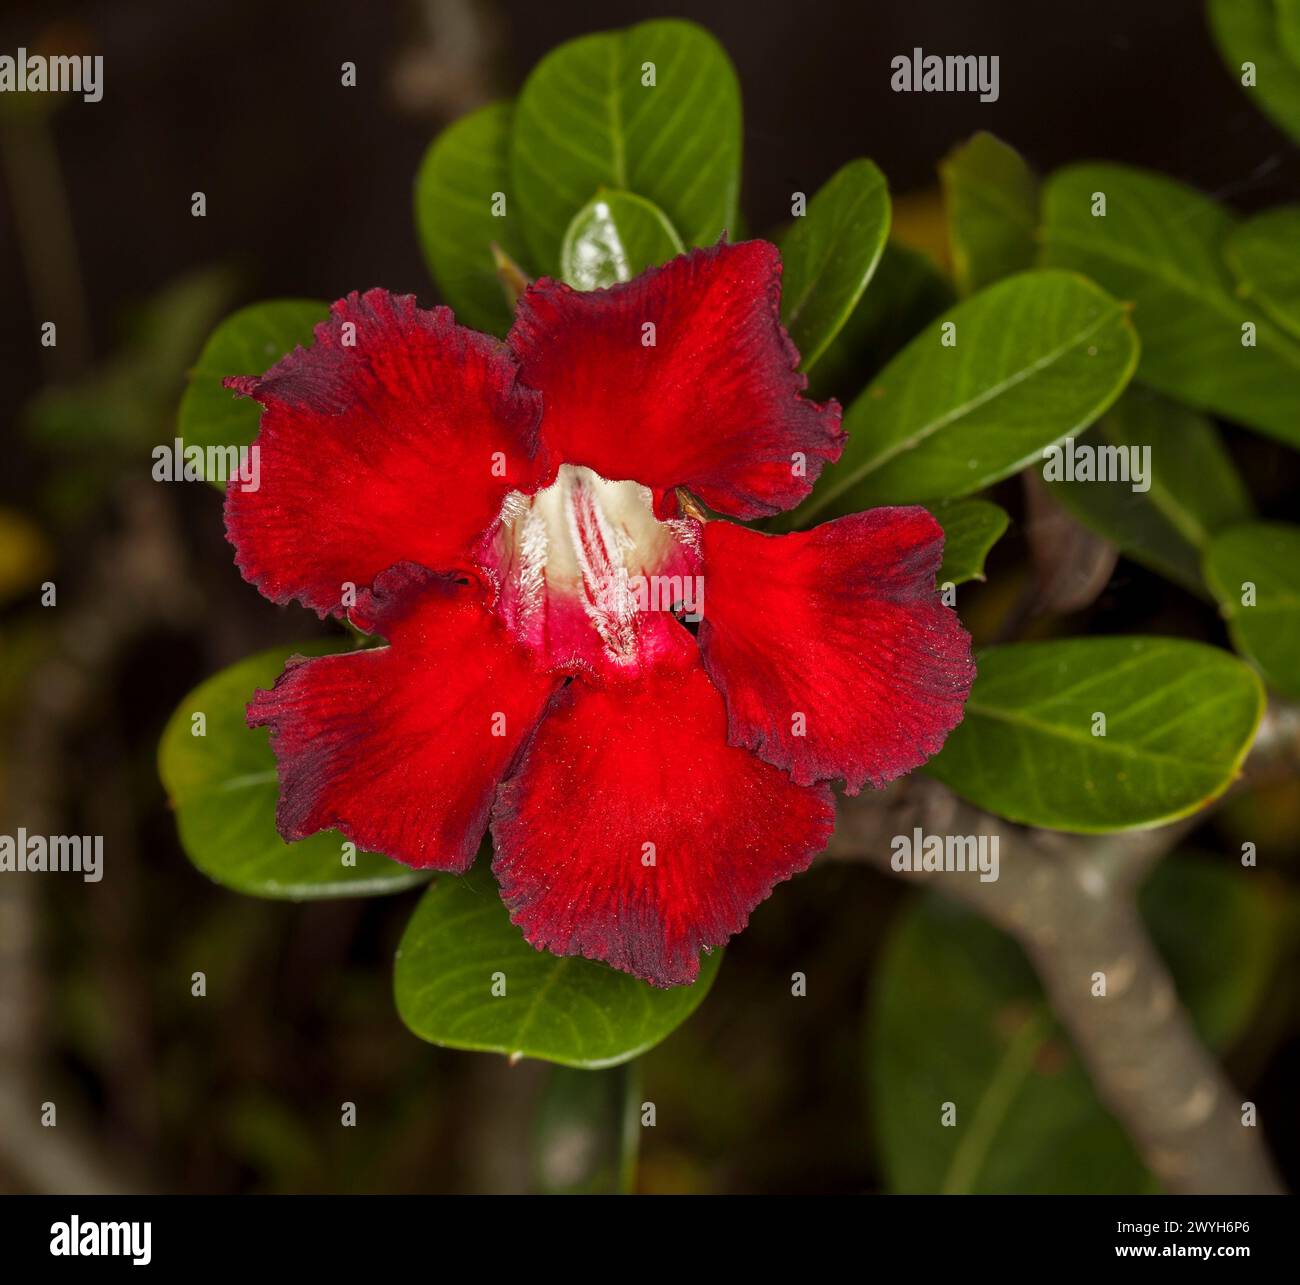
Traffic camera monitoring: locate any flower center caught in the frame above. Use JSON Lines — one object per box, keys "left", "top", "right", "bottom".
{"left": 479, "top": 464, "right": 702, "bottom": 677}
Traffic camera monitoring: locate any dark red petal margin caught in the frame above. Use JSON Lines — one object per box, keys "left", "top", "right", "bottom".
{"left": 507, "top": 241, "right": 843, "bottom": 521}
{"left": 697, "top": 509, "right": 975, "bottom": 793}
{"left": 491, "top": 653, "right": 835, "bottom": 987}
{"left": 226, "top": 289, "right": 551, "bottom": 617}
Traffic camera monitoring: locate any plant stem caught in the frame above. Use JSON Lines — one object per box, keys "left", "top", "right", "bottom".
{"left": 826, "top": 716, "right": 1295, "bottom": 1195}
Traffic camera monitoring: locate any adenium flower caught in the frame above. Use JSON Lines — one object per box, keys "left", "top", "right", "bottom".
{"left": 225, "top": 239, "right": 974, "bottom": 988}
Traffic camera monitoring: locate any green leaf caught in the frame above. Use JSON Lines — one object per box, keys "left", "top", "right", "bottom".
{"left": 868, "top": 855, "right": 1283, "bottom": 1193}
{"left": 1041, "top": 163, "right": 1300, "bottom": 448}
{"left": 510, "top": 19, "right": 741, "bottom": 274}
{"left": 939, "top": 132, "right": 1039, "bottom": 296}
{"left": 560, "top": 190, "right": 684, "bottom": 291}
{"left": 414, "top": 101, "right": 534, "bottom": 335}
{"left": 158, "top": 643, "right": 428, "bottom": 899}
{"left": 932, "top": 498, "right": 1009, "bottom": 585}
{"left": 1208, "top": 0, "right": 1300, "bottom": 145}
{"left": 1138, "top": 855, "right": 1288, "bottom": 1052}
{"left": 178, "top": 300, "right": 328, "bottom": 489}
{"left": 1204, "top": 521, "right": 1300, "bottom": 700}
{"left": 778, "top": 159, "right": 890, "bottom": 371}
{"left": 925, "top": 636, "right": 1264, "bottom": 832}
{"left": 394, "top": 865, "right": 721, "bottom": 1068}
{"left": 806, "top": 241, "right": 954, "bottom": 402}
{"left": 788, "top": 270, "right": 1137, "bottom": 523}
{"left": 1281, "top": 0, "right": 1300, "bottom": 67}
{"left": 1225, "top": 205, "right": 1300, "bottom": 342}
{"left": 1046, "top": 387, "right": 1253, "bottom": 594}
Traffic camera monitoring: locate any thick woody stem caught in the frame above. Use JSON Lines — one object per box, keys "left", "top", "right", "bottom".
{"left": 826, "top": 724, "right": 1292, "bottom": 1194}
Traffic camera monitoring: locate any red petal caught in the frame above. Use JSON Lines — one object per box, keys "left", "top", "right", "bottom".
{"left": 507, "top": 241, "right": 843, "bottom": 521}
{"left": 248, "top": 566, "right": 560, "bottom": 870}
{"left": 491, "top": 653, "right": 835, "bottom": 987}
{"left": 697, "top": 509, "right": 974, "bottom": 793}
{"left": 225, "top": 290, "right": 550, "bottom": 617}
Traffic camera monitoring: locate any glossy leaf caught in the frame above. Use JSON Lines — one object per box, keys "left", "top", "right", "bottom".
{"left": 1047, "top": 388, "right": 1253, "bottom": 594}
{"left": 806, "top": 241, "right": 954, "bottom": 402}
{"left": 510, "top": 19, "right": 741, "bottom": 274}
{"left": 1208, "top": 0, "right": 1300, "bottom": 145}
{"left": 560, "top": 190, "right": 684, "bottom": 291}
{"left": 159, "top": 643, "right": 428, "bottom": 898}
{"left": 1225, "top": 205, "right": 1300, "bottom": 341}
{"left": 778, "top": 159, "right": 890, "bottom": 370}
{"left": 394, "top": 865, "right": 722, "bottom": 1069}
{"left": 178, "top": 299, "right": 328, "bottom": 489}
{"left": 1042, "top": 163, "right": 1300, "bottom": 448}
{"left": 789, "top": 270, "right": 1137, "bottom": 523}
{"left": 1205, "top": 522, "right": 1300, "bottom": 700}
{"left": 925, "top": 636, "right": 1265, "bottom": 832}
{"left": 939, "top": 132, "right": 1039, "bottom": 295}
{"left": 414, "top": 101, "right": 534, "bottom": 336}
{"left": 932, "top": 498, "right": 1009, "bottom": 585}
{"left": 869, "top": 855, "right": 1284, "bottom": 1193}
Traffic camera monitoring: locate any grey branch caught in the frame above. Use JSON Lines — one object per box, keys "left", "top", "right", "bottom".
{"left": 825, "top": 705, "right": 1298, "bottom": 1195}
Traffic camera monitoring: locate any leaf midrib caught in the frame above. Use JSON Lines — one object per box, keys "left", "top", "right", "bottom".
{"left": 805, "top": 298, "right": 1122, "bottom": 521}
{"left": 1048, "top": 225, "right": 1300, "bottom": 373}
{"left": 962, "top": 695, "right": 1242, "bottom": 770}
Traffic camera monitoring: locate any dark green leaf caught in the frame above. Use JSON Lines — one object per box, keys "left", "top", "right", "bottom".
{"left": 1138, "top": 856, "right": 1288, "bottom": 1052}
{"left": 1204, "top": 521, "right": 1300, "bottom": 700}
{"left": 158, "top": 643, "right": 427, "bottom": 898}
{"left": 868, "top": 855, "right": 1283, "bottom": 1193}
{"left": 1225, "top": 205, "right": 1300, "bottom": 342}
{"left": 178, "top": 300, "right": 328, "bottom": 489}
{"left": 394, "top": 864, "right": 721, "bottom": 1068}
{"left": 510, "top": 19, "right": 741, "bottom": 274}
{"left": 939, "top": 132, "right": 1039, "bottom": 295}
{"left": 1208, "top": 0, "right": 1300, "bottom": 145}
{"left": 560, "top": 190, "right": 684, "bottom": 291}
{"left": 1046, "top": 387, "right": 1253, "bottom": 594}
{"left": 932, "top": 498, "right": 1009, "bottom": 585}
{"left": 788, "top": 270, "right": 1137, "bottom": 523}
{"left": 414, "top": 101, "right": 533, "bottom": 335}
{"left": 806, "top": 241, "right": 954, "bottom": 402}
{"left": 778, "top": 159, "right": 890, "bottom": 370}
{"left": 1041, "top": 163, "right": 1300, "bottom": 448}
{"left": 926, "top": 636, "right": 1264, "bottom": 832}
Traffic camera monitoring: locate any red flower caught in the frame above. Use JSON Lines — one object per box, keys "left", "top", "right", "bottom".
{"left": 226, "top": 240, "right": 974, "bottom": 987}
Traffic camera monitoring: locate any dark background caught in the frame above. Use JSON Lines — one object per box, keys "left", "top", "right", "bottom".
{"left": 4, "top": 0, "right": 1299, "bottom": 418}
{"left": 0, "top": 0, "right": 1296, "bottom": 1194}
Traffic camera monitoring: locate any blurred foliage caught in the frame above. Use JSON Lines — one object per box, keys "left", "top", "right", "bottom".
{"left": 869, "top": 856, "right": 1293, "bottom": 1193}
